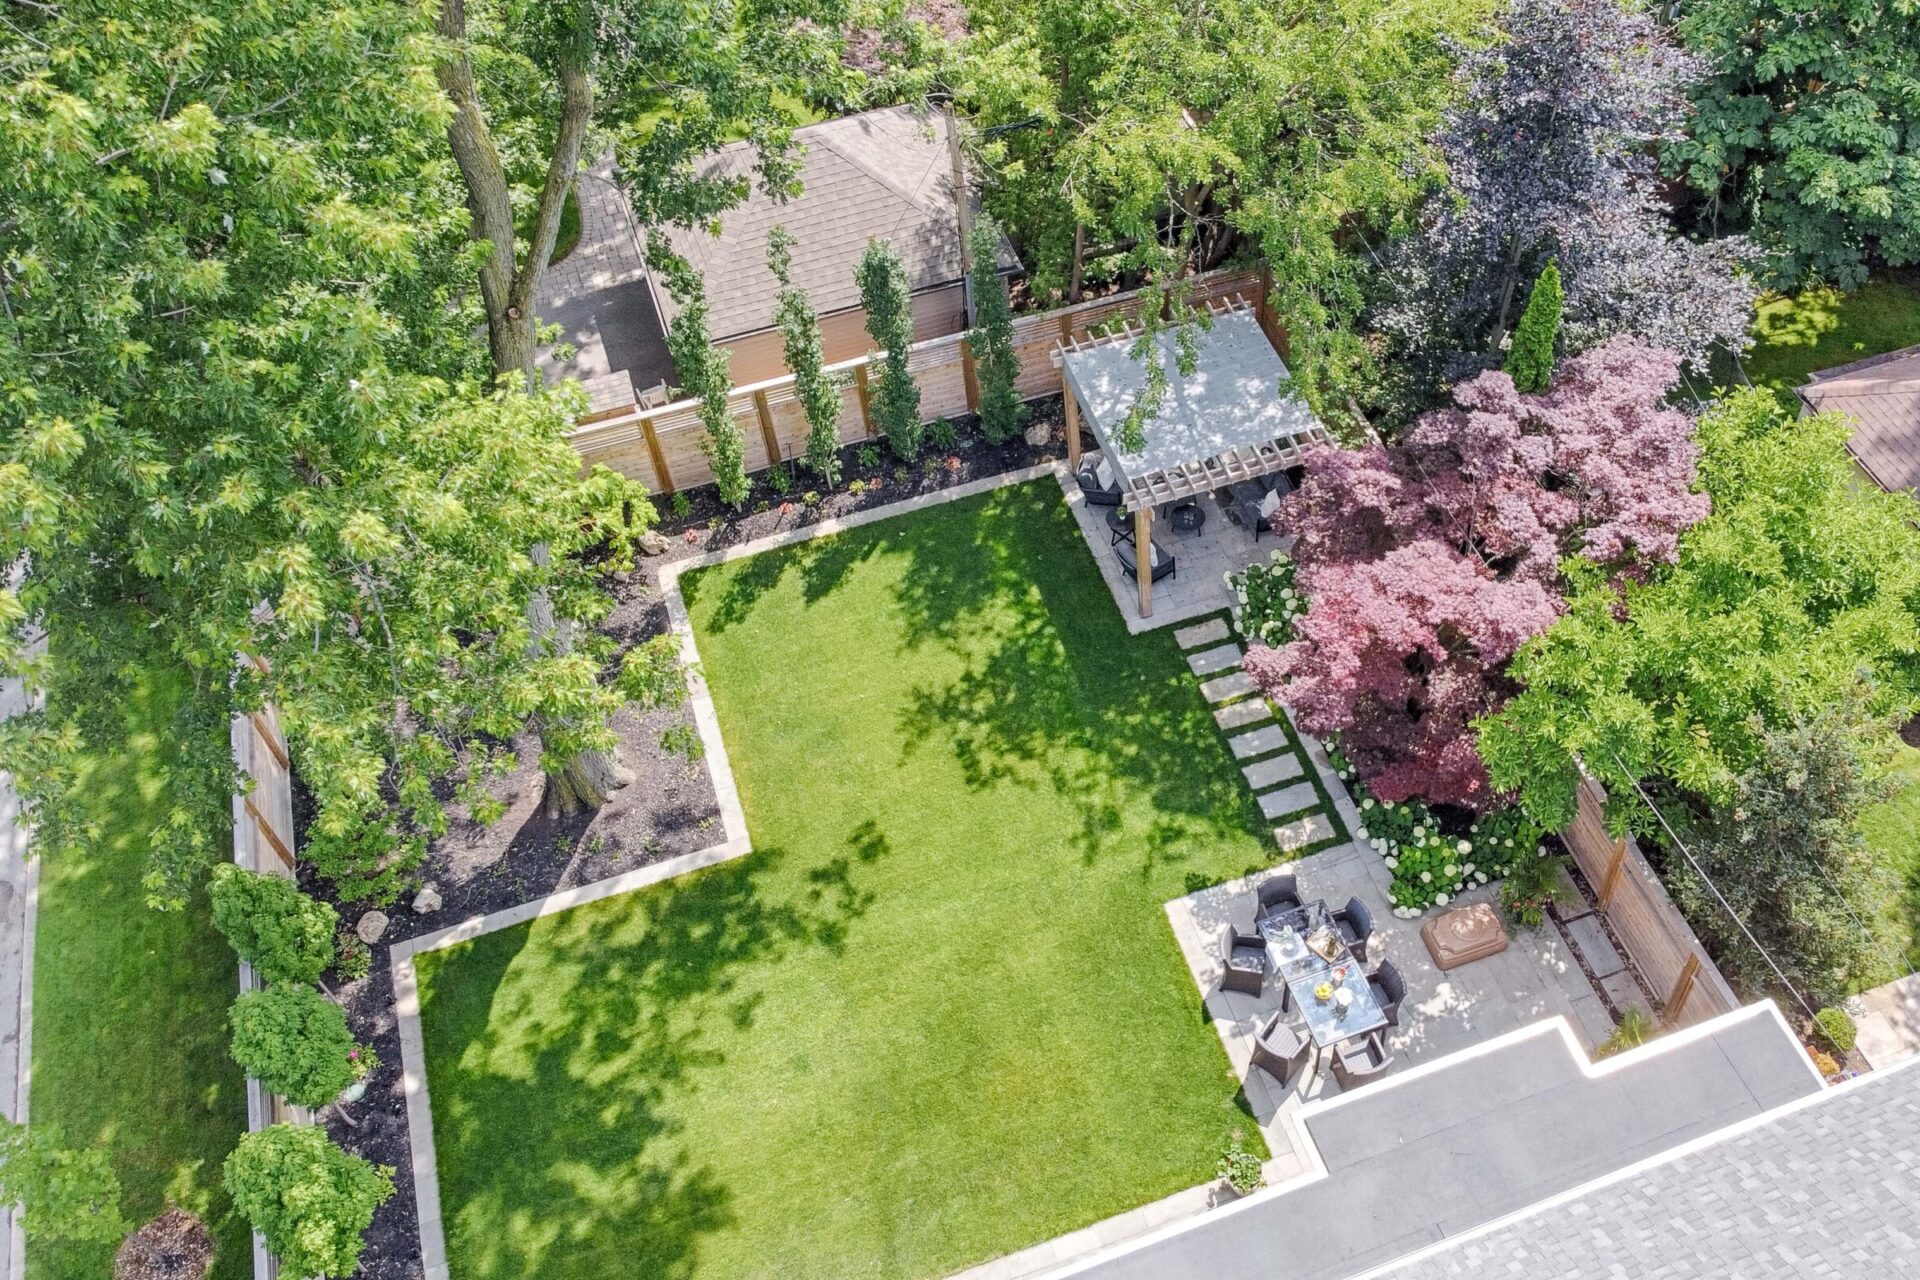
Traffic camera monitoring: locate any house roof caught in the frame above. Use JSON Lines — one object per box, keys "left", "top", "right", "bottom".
{"left": 651, "top": 105, "right": 1003, "bottom": 342}
{"left": 1372, "top": 1051, "right": 1920, "bottom": 1279}
{"left": 1059, "top": 1005, "right": 1825, "bottom": 1280}
{"left": 1060, "top": 307, "right": 1332, "bottom": 511}
{"left": 1796, "top": 343, "right": 1920, "bottom": 495}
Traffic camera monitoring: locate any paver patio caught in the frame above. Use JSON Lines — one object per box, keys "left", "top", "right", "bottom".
{"left": 1060, "top": 473, "right": 1272, "bottom": 633}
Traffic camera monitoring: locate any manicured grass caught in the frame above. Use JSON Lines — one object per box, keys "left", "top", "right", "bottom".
{"left": 1862, "top": 743, "right": 1920, "bottom": 984}
{"left": 28, "top": 674, "right": 248, "bottom": 1279}
{"left": 416, "top": 481, "right": 1274, "bottom": 1280}
{"left": 1741, "top": 272, "right": 1920, "bottom": 411}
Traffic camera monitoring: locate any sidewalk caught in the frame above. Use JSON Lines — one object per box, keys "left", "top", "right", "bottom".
{"left": 0, "top": 636, "right": 42, "bottom": 1280}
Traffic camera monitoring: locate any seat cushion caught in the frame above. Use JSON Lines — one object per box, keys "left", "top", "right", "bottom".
{"left": 1258, "top": 487, "right": 1283, "bottom": 519}
{"left": 1094, "top": 456, "right": 1116, "bottom": 490}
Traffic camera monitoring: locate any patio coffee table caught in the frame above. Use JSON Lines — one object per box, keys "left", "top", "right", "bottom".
{"left": 1164, "top": 500, "right": 1206, "bottom": 534}
{"left": 1260, "top": 901, "right": 1387, "bottom": 1063}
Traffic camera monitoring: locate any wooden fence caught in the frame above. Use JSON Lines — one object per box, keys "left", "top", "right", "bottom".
{"left": 1560, "top": 776, "right": 1740, "bottom": 1028}
{"left": 570, "top": 267, "right": 1277, "bottom": 493}
{"left": 229, "top": 675, "right": 306, "bottom": 1280}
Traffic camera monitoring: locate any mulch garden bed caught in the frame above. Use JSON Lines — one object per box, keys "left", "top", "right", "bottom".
{"left": 299, "top": 402, "right": 1072, "bottom": 1279}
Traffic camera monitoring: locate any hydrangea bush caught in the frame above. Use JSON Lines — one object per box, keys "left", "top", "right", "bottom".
{"left": 1227, "top": 553, "right": 1306, "bottom": 648}
{"left": 1330, "top": 747, "right": 1547, "bottom": 914}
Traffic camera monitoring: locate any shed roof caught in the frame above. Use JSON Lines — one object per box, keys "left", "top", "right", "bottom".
{"left": 651, "top": 105, "right": 1007, "bottom": 341}
{"left": 1059, "top": 306, "right": 1330, "bottom": 511}
{"left": 1797, "top": 343, "right": 1920, "bottom": 495}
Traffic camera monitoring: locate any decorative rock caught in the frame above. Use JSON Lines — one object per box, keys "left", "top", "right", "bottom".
{"left": 1024, "top": 422, "right": 1053, "bottom": 447}
{"left": 412, "top": 883, "right": 443, "bottom": 915}
{"left": 355, "top": 910, "right": 389, "bottom": 945}
{"left": 638, "top": 530, "right": 671, "bottom": 556}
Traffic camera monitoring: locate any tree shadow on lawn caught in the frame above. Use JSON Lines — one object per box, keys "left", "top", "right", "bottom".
{"left": 895, "top": 502, "right": 1261, "bottom": 878}
{"left": 420, "top": 826, "right": 888, "bottom": 1279}
{"left": 685, "top": 485, "right": 1046, "bottom": 650}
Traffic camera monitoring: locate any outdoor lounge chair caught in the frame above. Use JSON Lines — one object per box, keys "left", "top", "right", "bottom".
{"left": 1367, "top": 960, "right": 1407, "bottom": 1028}
{"left": 1254, "top": 874, "right": 1303, "bottom": 932}
{"left": 1331, "top": 1031, "right": 1393, "bottom": 1091}
{"left": 1218, "top": 923, "right": 1267, "bottom": 996}
{"left": 1115, "top": 537, "right": 1175, "bottom": 584}
{"left": 1333, "top": 896, "right": 1376, "bottom": 965}
{"left": 1249, "top": 1010, "right": 1310, "bottom": 1089}
{"left": 1225, "top": 472, "right": 1293, "bottom": 542}
{"left": 1075, "top": 456, "right": 1124, "bottom": 507}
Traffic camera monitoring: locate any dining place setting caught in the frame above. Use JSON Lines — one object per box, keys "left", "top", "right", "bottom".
{"left": 1217, "top": 876, "right": 1404, "bottom": 1092}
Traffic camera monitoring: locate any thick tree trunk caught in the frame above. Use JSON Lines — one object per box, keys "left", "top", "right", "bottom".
{"left": 437, "top": 3, "right": 627, "bottom": 812}
{"left": 1067, "top": 223, "right": 1086, "bottom": 302}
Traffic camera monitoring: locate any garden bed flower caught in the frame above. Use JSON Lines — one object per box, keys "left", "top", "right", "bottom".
{"left": 1329, "top": 747, "right": 1547, "bottom": 915}
{"left": 1227, "top": 553, "right": 1306, "bottom": 648}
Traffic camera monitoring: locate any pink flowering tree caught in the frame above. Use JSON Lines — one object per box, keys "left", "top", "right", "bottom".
{"left": 1245, "top": 338, "right": 1708, "bottom": 808}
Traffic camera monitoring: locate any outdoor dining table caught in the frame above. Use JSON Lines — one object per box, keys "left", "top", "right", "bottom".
{"left": 1258, "top": 900, "right": 1387, "bottom": 1069}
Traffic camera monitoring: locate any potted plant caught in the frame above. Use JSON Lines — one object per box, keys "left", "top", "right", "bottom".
{"left": 1216, "top": 1129, "right": 1263, "bottom": 1197}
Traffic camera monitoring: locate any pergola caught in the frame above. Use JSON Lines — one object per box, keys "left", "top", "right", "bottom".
{"left": 1052, "top": 298, "right": 1333, "bottom": 616}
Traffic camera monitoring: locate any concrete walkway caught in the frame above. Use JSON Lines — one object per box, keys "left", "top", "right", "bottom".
{"left": 1855, "top": 972, "right": 1920, "bottom": 1069}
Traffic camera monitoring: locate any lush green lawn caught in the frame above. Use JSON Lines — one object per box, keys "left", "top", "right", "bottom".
{"left": 1862, "top": 743, "right": 1920, "bottom": 984}
{"left": 1741, "top": 272, "right": 1920, "bottom": 411}
{"left": 28, "top": 674, "right": 248, "bottom": 1279}
{"left": 416, "top": 482, "right": 1274, "bottom": 1280}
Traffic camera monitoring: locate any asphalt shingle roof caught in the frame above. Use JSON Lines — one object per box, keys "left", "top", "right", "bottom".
{"left": 1373, "top": 1054, "right": 1920, "bottom": 1279}
{"left": 1797, "top": 344, "right": 1920, "bottom": 495}
{"left": 652, "top": 105, "right": 998, "bottom": 340}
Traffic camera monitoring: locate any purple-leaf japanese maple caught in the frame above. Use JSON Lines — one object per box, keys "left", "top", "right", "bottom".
{"left": 1247, "top": 339, "right": 1708, "bottom": 808}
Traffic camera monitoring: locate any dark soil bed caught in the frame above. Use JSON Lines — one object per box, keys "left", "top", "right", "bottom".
{"left": 305, "top": 401, "right": 1072, "bottom": 1278}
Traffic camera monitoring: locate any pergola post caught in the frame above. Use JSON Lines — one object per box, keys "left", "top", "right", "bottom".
{"left": 1063, "top": 370, "right": 1081, "bottom": 468}
{"left": 1134, "top": 504, "right": 1153, "bottom": 617}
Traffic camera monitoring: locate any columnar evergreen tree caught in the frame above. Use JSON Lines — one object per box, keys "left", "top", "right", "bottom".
{"left": 1373, "top": 0, "right": 1756, "bottom": 396}
{"left": 1666, "top": 0, "right": 1920, "bottom": 287}
{"left": 1243, "top": 340, "right": 1707, "bottom": 808}
{"left": 0, "top": 0, "right": 649, "bottom": 897}
{"left": 857, "top": 242, "right": 924, "bottom": 460}
{"left": 768, "top": 228, "right": 844, "bottom": 484}
{"left": 1503, "top": 259, "right": 1563, "bottom": 393}
{"left": 652, "top": 241, "right": 749, "bottom": 506}
{"left": 1480, "top": 387, "right": 1920, "bottom": 827}
{"left": 967, "top": 215, "right": 1023, "bottom": 442}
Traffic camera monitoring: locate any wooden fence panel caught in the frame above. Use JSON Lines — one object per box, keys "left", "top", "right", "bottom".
{"left": 230, "top": 692, "right": 309, "bottom": 1280}
{"left": 569, "top": 268, "right": 1266, "bottom": 493}
{"left": 1560, "top": 777, "right": 1740, "bottom": 1027}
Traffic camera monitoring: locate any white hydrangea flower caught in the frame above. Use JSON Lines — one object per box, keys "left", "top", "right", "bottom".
{"left": 1435, "top": 892, "right": 1449, "bottom": 906}
{"left": 1457, "top": 840, "right": 1472, "bottom": 854}
{"left": 1270, "top": 550, "right": 1285, "bottom": 563}
{"left": 1475, "top": 872, "right": 1489, "bottom": 884}
{"left": 1462, "top": 862, "right": 1475, "bottom": 874}
{"left": 1355, "top": 826, "right": 1370, "bottom": 841}
{"left": 1383, "top": 856, "right": 1398, "bottom": 869}
{"left": 1412, "top": 825, "right": 1427, "bottom": 839}
{"left": 1362, "top": 797, "right": 1374, "bottom": 810}
{"left": 1444, "top": 864, "right": 1458, "bottom": 878}
{"left": 1419, "top": 871, "right": 1432, "bottom": 883}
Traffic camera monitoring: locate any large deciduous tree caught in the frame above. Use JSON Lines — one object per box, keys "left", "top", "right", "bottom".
{"left": 1244, "top": 339, "right": 1706, "bottom": 808}
{"left": 1372, "top": 0, "right": 1756, "bottom": 402}
{"left": 0, "top": 1, "right": 643, "bottom": 901}
{"left": 1479, "top": 387, "right": 1920, "bottom": 828}
{"left": 1665, "top": 0, "right": 1920, "bottom": 287}
{"left": 959, "top": 0, "right": 1497, "bottom": 427}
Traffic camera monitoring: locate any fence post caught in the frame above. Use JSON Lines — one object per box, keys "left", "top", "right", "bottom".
{"left": 1664, "top": 954, "right": 1700, "bottom": 1027}
{"left": 1597, "top": 835, "right": 1628, "bottom": 909}
{"left": 640, "top": 413, "right": 673, "bottom": 494}
{"left": 853, "top": 364, "right": 875, "bottom": 438}
{"left": 960, "top": 343, "right": 981, "bottom": 413}
{"left": 751, "top": 390, "right": 781, "bottom": 464}
{"left": 1063, "top": 370, "right": 1081, "bottom": 469}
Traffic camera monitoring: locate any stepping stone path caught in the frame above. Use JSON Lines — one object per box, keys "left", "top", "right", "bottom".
{"left": 1174, "top": 615, "right": 1339, "bottom": 855}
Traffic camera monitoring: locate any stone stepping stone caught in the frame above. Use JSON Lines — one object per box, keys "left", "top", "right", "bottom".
{"left": 1174, "top": 618, "right": 1230, "bottom": 650}
{"left": 1242, "top": 754, "right": 1304, "bottom": 790}
{"left": 1256, "top": 780, "right": 1320, "bottom": 820}
{"left": 1214, "top": 699, "right": 1272, "bottom": 731}
{"left": 1199, "top": 670, "right": 1257, "bottom": 703}
{"left": 1228, "top": 724, "right": 1289, "bottom": 760}
{"left": 1186, "top": 643, "right": 1242, "bottom": 676}
{"left": 1273, "top": 812, "right": 1336, "bottom": 851}
{"left": 1563, "top": 914, "right": 1626, "bottom": 979}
